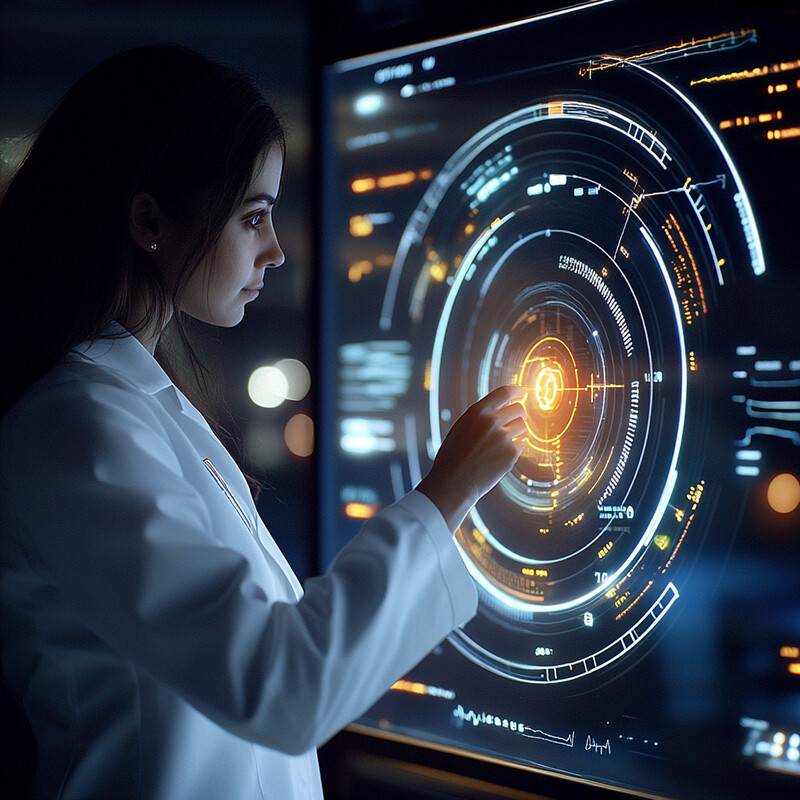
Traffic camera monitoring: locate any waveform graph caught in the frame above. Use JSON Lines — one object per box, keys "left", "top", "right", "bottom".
{"left": 379, "top": 61, "right": 762, "bottom": 684}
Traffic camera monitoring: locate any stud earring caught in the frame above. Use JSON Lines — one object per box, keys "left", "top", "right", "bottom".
{"left": 149, "top": 241, "right": 158, "bottom": 252}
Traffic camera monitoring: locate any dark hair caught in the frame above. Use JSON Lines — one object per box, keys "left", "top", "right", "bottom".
{"left": 0, "top": 44, "right": 285, "bottom": 416}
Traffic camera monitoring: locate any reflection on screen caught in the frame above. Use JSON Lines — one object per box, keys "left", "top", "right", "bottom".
{"left": 319, "top": 2, "right": 800, "bottom": 797}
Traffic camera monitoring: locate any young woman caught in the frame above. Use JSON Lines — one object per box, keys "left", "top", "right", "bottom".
{"left": 0, "top": 45, "right": 526, "bottom": 799}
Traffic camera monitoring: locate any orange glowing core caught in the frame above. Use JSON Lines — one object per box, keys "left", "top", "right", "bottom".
{"left": 517, "top": 336, "right": 579, "bottom": 452}
{"left": 534, "top": 364, "right": 564, "bottom": 411}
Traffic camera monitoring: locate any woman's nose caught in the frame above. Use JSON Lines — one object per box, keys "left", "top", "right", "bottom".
{"left": 260, "top": 226, "right": 285, "bottom": 269}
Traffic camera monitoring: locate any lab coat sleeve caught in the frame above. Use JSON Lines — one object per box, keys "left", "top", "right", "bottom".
{"left": 1, "top": 376, "right": 478, "bottom": 755}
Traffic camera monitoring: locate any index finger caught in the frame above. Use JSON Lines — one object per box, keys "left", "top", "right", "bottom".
{"left": 480, "top": 384, "right": 526, "bottom": 411}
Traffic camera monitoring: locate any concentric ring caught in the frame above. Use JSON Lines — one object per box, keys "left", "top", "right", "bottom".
{"left": 381, "top": 63, "right": 760, "bottom": 681}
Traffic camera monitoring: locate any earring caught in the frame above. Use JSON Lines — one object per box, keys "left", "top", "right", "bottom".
{"left": 149, "top": 241, "right": 158, "bottom": 252}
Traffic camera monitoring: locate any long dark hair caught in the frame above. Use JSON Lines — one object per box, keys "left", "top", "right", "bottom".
{"left": 0, "top": 44, "right": 285, "bottom": 417}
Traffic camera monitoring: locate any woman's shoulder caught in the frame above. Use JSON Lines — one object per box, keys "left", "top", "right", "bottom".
{"left": 1, "top": 342, "right": 168, "bottom": 452}
{"left": 8, "top": 350, "right": 136, "bottom": 411}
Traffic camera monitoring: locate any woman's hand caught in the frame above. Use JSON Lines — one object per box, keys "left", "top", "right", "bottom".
{"left": 417, "top": 385, "right": 527, "bottom": 532}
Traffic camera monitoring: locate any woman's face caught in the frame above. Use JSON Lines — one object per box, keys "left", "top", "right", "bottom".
{"left": 180, "top": 145, "right": 285, "bottom": 326}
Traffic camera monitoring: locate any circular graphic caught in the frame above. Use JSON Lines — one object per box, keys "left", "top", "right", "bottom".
{"left": 382, "top": 63, "right": 761, "bottom": 682}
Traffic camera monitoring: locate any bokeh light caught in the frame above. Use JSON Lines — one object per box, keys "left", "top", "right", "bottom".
{"left": 767, "top": 473, "right": 800, "bottom": 514}
{"left": 284, "top": 413, "right": 314, "bottom": 457}
{"left": 276, "top": 358, "right": 311, "bottom": 401}
{"left": 248, "top": 359, "right": 310, "bottom": 408}
{"left": 248, "top": 366, "right": 289, "bottom": 408}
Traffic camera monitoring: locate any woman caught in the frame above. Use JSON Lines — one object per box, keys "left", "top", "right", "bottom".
{"left": 0, "top": 46, "right": 526, "bottom": 799}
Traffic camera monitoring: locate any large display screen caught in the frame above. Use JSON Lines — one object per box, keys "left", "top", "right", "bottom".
{"left": 318, "top": 1, "right": 800, "bottom": 797}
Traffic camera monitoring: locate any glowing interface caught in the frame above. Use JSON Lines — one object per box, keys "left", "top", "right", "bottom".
{"left": 320, "top": 3, "right": 800, "bottom": 799}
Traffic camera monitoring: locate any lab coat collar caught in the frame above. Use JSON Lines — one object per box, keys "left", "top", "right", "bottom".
{"left": 71, "top": 322, "right": 215, "bottom": 434}
{"left": 71, "top": 322, "right": 173, "bottom": 396}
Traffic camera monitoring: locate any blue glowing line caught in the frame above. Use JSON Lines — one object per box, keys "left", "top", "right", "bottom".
{"left": 404, "top": 413, "right": 423, "bottom": 488}
{"left": 737, "top": 426, "right": 800, "bottom": 447}
{"left": 333, "top": 0, "right": 614, "bottom": 72}
{"left": 751, "top": 378, "right": 800, "bottom": 388}
{"left": 746, "top": 399, "right": 800, "bottom": 421}
{"left": 686, "top": 186, "right": 726, "bottom": 286}
{"left": 381, "top": 99, "right": 673, "bottom": 330}
{"left": 444, "top": 221, "right": 687, "bottom": 612}
{"left": 389, "top": 460, "right": 406, "bottom": 502}
{"left": 450, "top": 582, "right": 679, "bottom": 683}
{"left": 639, "top": 228, "right": 689, "bottom": 491}
{"left": 632, "top": 62, "right": 766, "bottom": 276}
{"left": 736, "top": 450, "right": 763, "bottom": 461}
{"left": 736, "top": 465, "right": 760, "bottom": 477}
{"left": 429, "top": 212, "right": 516, "bottom": 448}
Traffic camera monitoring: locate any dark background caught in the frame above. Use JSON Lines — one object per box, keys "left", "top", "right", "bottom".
{"left": 3, "top": 2, "right": 788, "bottom": 799}
{"left": 0, "top": 0, "right": 582, "bottom": 582}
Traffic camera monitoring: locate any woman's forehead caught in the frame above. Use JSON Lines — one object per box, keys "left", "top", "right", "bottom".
{"left": 244, "top": 146, "right": 284, "bottom": 203}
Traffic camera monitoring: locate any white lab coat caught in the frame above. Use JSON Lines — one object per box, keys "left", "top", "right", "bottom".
{"left": 0, "top": 326, "right": 478, "bottom": 799}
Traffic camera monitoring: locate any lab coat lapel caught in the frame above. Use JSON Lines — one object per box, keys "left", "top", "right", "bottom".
{"left": 73, "top": 328, "right": 304, "bottom": 602}
{"left": 156, "top": 380, "right": 303, "bottom": 601}
{"left": 163, "top": 382, "right": 213, "bottom": 433}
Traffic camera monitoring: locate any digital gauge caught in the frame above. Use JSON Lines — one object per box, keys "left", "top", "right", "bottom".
{"left": 319, "top": 4, "right": 800, "bottom": 798}
{"left": 377, "top": 62, "right": 756, "bottom": 683}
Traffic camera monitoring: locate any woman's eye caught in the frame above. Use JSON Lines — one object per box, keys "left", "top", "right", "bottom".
{"left": 248, "top": 211, "right": 265, "bottom": 229}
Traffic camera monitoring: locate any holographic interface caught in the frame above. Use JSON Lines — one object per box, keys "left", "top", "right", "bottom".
{"left": 318, "top": 2, "right": 800, "bottom": 798}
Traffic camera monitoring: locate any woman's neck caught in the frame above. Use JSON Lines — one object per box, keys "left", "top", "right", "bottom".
{"left": 119, "top": 294, "right": 172, "bottom": 355}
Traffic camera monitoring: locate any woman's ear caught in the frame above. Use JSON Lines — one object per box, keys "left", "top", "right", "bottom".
{"left": 129, "top": 193, "right": 166, "bottom": 254}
